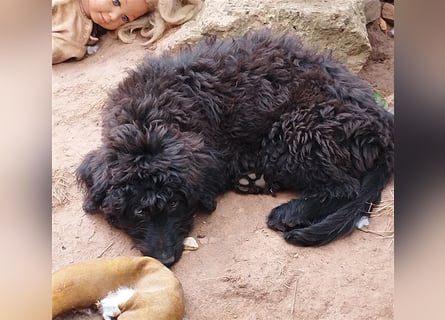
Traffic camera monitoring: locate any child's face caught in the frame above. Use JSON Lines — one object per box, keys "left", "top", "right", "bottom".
{"left": 87, "top": 0, "right": 150, "bottom": 30}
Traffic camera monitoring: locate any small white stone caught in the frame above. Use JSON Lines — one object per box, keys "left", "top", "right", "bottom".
{"left": 183, "top": 237, "right": 199, "bottom": 251}
{"left": 87, "top": 44, "right": 99, "bottom": 55}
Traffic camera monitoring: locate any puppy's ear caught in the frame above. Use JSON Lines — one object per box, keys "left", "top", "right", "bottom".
{"left": 76, "top": 147, "right": 111, "bottom": 214}
{"left": 178, "top": 131, "right": 222, "bottom": 211}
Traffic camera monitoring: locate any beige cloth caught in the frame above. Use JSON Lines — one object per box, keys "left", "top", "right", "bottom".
{"left": 52, "top": 0, "right": 99, "bottom": 64}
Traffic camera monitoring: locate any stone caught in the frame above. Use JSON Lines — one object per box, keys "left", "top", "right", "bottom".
{"left": 381, "top": 3, "right": 394, "bottom": 24}
{"left": 158, "top": 0, "right": 372, "bottom": 73}
{"left": 183, "top": 237, "right": 199, "bottom": 251}
{"left": 363, "top": 0, "right": 382, "bottom": 23}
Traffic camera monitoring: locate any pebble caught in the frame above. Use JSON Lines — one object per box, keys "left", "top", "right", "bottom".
{"left": 183, "top": 237, "right": 199, "bottom": 251}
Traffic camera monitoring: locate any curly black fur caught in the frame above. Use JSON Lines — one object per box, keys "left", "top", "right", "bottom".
{"left": 76, "top": 29, "right": 394, "bottom": 266}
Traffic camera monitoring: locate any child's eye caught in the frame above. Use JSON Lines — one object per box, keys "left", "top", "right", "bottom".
{"left": 112, "top": 0, "right": 121, "bottom": 6}
{"left": 121, "top": 15, "right": 129, "bottom": 23}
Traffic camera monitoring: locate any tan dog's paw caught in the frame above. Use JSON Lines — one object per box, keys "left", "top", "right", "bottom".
{"left": 98, "top": 287, "right": 135, "bottom": 320}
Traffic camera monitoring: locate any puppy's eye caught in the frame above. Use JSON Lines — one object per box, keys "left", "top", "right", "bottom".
{"left": 169, "top": 200, "right": 178, "bottom": 209}
{"left": 134, "top": 209, "right": 144, "bottom": 217}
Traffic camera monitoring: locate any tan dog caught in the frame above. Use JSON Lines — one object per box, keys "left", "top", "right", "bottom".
{"left": 52, "top": 256, "right": 184, "bottom": 319}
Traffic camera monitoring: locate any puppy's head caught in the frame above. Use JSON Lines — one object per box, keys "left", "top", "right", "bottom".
{"left": 76, "top": 123, "right": 216, "bottom": 266}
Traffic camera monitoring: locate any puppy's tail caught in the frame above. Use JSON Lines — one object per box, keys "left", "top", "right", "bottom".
{"left": 284, "top": 161, "right": 392, "bottom": 246}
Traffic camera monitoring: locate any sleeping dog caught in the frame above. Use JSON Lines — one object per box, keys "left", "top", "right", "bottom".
{"left": 77, "top": 29, "right": 394, "bottom": 266}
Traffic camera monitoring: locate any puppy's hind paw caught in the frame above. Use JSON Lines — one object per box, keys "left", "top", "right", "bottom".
{"left": 235, "top": 173, "right": 266, "bottom": 194}
{"left": 267, "top": 205, "right": 291, "bottom": 232}
{"left": 267, "top": 200, "right": 309, "bottom": 232}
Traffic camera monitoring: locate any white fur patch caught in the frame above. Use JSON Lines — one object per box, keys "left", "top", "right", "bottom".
{"left": 356, "top": 216, "right": 370, "bottom": 229}
{"left": 98, "top": 287, "right": 135, "bottom": 320}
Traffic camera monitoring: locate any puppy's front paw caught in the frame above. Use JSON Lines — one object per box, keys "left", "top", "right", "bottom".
{"left": 82, "top": 199, "right": 101, "bottom": 214}
{"left": 199, "top": 195, "right": 217, "bottom": 213}
{"left": 105, "top": 214, "right": 121, "bottom": 228}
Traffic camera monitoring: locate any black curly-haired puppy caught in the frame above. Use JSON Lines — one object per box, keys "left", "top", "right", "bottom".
{"left": 77, "top": 29, "right": 394, "bottom": 266}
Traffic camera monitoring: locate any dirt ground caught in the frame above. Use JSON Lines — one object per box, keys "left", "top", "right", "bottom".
{"left": 52, "top": 20, "right": 394, "bottom": 320}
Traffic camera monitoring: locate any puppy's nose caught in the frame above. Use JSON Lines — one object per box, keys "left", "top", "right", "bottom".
{"left": 157, "top": 253, "right": 175, "bottom": 267}
{"left": 159, "top": 254, "right": 176, "bottom": 267}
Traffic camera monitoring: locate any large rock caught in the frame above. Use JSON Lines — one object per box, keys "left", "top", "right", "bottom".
{"left": 363, "top": 0, "right": 382, "bottom": 23}
{"left": 158, "top": 0, "right": 371, "bottom": 73}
